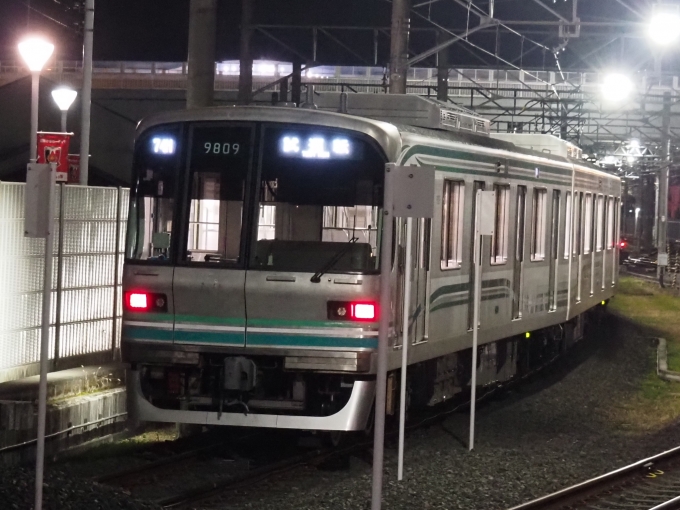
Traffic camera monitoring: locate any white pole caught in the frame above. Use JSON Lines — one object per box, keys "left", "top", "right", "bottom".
{"left": 34, "top": 163, "right": 56, "bottom": 510}
{"left": 371, "top": 165, "right": 395, "bottom": 510}
{"left": 60, "top": 111, "right": 67, "bottom": 133}
{"left": 79, "top": 0, "right": 95, "bottom": 185}
{"left": 30, "top": 72, "right": 39, "bottom": 162}
{"left": 469, "top": 190, "right": 482, "bottom": 451}
{"left": 397, "top": 217, "right": 413, "bottom": 480}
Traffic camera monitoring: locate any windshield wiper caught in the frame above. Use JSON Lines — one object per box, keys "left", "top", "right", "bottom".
{"left": 310, "top": 238, "right": 357, "bottom": 283}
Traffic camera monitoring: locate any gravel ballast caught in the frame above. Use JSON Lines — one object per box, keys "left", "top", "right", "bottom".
{"left": 202, "top": 314, "right": 680, "bottom": 510}
{"left": 3, "top": 312, "right": 679, "bottom": 509}
{"left": 0, "top": 466, "right": 161, "bottom": 510}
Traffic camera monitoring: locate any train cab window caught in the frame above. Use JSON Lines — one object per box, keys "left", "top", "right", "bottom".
{"left": 184, "top": 125, "right": 254, "bottom": 264}
{"left": 606, "top": 196, "right": 615, "bottom": 249}
{"left": 583, "top": 193, "right": 593, "bottom": 255}
{"left": 441, "top": 180, "right": 464, "bottom": 270}
{"left": 491, "top": 185, "right": 510, "bottom": 265}
{"left": 596, "top": 194, "right": 604, "bottom": 252}
{"left": 250, "top": 126, "right": 385, "bottom": 273}
{"left": 126, "top": 125, "right": 180, "bottom": 262}
{"left": 530, "top": 188, "right": 547, "bottom": 261}
{"left": 564, "top": 191, "right": 572, "bottom": 259}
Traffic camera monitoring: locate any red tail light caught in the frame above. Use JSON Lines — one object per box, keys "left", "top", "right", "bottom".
{"left": 328, "top": 300, "right": 379, "bottom": 322}
{"left": 620, "top": 241, "right": 627, "bottom": 249}
{"left": 124, "top": 291, "right": 167, "bottom": 312}
{"left": 351, "top": 303, "right": 376, "bottom": 320}
{"left": 126, "top": 292, "right": 149, "bottom": 310}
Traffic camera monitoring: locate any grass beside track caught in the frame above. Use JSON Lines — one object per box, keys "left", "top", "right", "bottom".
{"left": 609, "top": 275, "right": 680, "bottom": 431}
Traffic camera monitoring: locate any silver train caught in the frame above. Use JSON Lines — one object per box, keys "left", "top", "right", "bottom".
{"left": 122, "top": 94, "right": 621, "bottom": 432}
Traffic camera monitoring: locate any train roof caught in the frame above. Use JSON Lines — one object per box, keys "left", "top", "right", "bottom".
{"left": 136, "top": 103, "right": 616, "bottom": 181}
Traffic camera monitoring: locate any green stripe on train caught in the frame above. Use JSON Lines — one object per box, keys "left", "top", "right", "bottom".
{"left": 246, "top": 333, "right": 378, "bottom": 349}
{"left": 122, "top": 326, "right": 173, "bottom": 341}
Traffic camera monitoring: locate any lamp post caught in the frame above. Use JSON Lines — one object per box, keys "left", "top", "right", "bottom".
{"left": 18, "top": 37, "right": 55, "bottom": 162}
{"left": 18, "top": 35, "right": 54, "bottom": 510}
{"left": 51, "top": 87, "right": 77, "bottom": 132}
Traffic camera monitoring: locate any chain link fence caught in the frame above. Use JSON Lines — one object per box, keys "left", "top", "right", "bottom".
{"left": 0, "top": 183, "right": 128, "bottom": 383}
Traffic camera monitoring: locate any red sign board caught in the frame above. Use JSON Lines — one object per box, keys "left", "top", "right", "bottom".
{"left": 36, "top": 132, "right": 72, "bottom": 182}
{"left": 67, "top": 154, "right": 80, "bottom": 184}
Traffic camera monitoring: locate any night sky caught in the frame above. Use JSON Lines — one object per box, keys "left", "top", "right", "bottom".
{"left": 0, "top": 0, "right": 669, "bottom": 73}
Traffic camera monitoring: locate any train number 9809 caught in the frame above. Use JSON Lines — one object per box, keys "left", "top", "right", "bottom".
{"left": 204, "top": 142, "right": 240, "bottom": 155}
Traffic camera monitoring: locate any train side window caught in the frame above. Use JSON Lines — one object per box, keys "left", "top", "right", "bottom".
{"left": 596, "top": 194, "right": 604, "bottom": 252}
{"left": 573, "top": 192, "right": 582, "bottom": 257}
{"left": 491, "top": 185, "right": 510, "bottom": 265}
{"left": 530, "top": 188, "right": 547, "bottom": 261}
{"left": 564, "top": 191, "right": 572, "bottom": 259}
{"left": 440, "top": 180, "right": 464, "bottom": 270}
{"left": 606, "top": 196, "right": 615, "bottom": 249}
{"left": 583, "top": 193, "right": 593, "bottom": 255}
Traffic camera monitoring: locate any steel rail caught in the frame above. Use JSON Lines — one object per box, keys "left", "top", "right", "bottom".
{"left": 506, "top": 445, "right": 680, "bottom": 510}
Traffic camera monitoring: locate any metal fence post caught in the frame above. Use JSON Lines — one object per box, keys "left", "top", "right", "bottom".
{"left": 111, "top": 186, "right": 123, "bottom": 359}
{"left": 54, "top": 183, "right": 65, "bottom": 369}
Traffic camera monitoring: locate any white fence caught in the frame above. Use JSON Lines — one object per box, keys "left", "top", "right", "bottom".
{"left": 0, "top": 183, "right": 128, "bottom": 383}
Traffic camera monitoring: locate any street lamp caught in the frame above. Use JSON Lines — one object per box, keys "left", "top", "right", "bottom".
{"left": 600, "top": 73, "right": 634, "bottom": 103}
{"left": 649, "top": 6, "right": 680, "bottom": 46}
{"left": 51, "top": 87, "right": 77, "bottom": 132}
{"left": 18, "top": 36, "right": 55, "bottom": 162}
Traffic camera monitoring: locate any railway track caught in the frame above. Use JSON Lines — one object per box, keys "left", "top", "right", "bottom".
{"left": 507, "top": 445, "right": 680, "bottom": 510}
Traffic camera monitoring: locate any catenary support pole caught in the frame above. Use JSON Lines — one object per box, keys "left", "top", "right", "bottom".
{"left": 238, "top": 0, "right": 254, "bottom": 104}
{"left": 658, "top": 91, "right": 671, "bottom": 286}
{"left": 397, "top": 217, "right": 413, "bottom": 480}
{"left": 34, "top": 164, "right": 56, "bottom": 510}
{"left": 187, "top": 0, "right": 217, "bottom": 108}
{"left": 30, "top": 72, "right": 39, "bottom": 162}
{"left": 79, "top": 0, "right": 94, "bottom": 185}
{"left": 389, "top": 0, "right": 410, "bottom": 94}
{"left": 291, "top": 61, "right": 302, "bottom": 105}
{"left": 371, "top": 165, "right": 395, "bottom": 510}
{"left": 436, "top": 30, "right": 449, "bottom": 102}
{"left": 469, "top": 190, "right": 482, "bottom": 451}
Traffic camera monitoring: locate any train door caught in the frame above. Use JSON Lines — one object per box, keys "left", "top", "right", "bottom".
{"left": 173, "top": 124, "right": 256, "bottom": 347}
{"left": 413, "top": 218, "right": 431, "bottom": 343}
{"left": 548, "top": 190, "right": 560, "bottom": 310}
{"left": 575, "top": 192, "right": 583, "bottom": 302}
{"left": 512, "top": 185, "right": 527, "bottom": 320}
{"left": 468, "top": 181, "right": 486, "bottom": 330}
{"left": 582, "top": 193, "right": 593, "bottom": 297}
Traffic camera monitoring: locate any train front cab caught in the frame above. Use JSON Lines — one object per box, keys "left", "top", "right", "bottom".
{"left": 122, "top": 118, "right": 390, "bottom": 430}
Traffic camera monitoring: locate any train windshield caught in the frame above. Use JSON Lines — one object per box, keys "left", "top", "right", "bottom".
{"left": 251, "top": 126, "right": 384, "bottom": 273}
{"left": 126, "top": 122, "right": 385, "bottom": 273}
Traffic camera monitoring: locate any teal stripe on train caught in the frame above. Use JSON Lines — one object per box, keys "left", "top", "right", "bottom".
{"left": 247, "top": 333, "right": 378, "bottom": 349}
{"left": 123, "top": 326, "right": 174, "bottom": 342}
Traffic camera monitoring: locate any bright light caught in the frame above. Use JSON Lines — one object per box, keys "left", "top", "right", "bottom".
{"left": 51, "top": 87, "right": 77, "bottom": 111}
{"left": 127, "top": 293, "right": 148, "bottom": 310}
{"left": 282, "top": 136, "right": 300, "bottom": 154}
{"left": 649, "top": 11, "right": 680, "bottom": 46}
{"left": 302, "top": 137, "right": 330, "bottom": 159}
{"left": 629, "top": 139, "right": 640, "bottom": 148}
{"left": 152, "top": 137, "right": 176, "bottom": 155}
{"left": 352, "top": 303, "right": 376, "bottom": 320}
{"left": 331, "top": 138, "right": 350, "bottom": 156}
{"left": 18, "top": 36, "right": 55, "bottom": 72}
{"left": 600, "top": 73, "right": 634, "bottom": 102}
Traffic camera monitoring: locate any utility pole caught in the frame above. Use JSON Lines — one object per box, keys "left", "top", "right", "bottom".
{"left": 79, "top": 0, "right": 94, "bottom": 185}
{"left": 389, "top": 0, "right": 410, "bottom": 94}
{"left": 436, "top": 30, "right": 449, "bottom": 102}
{"left": 658, "top": 91, "right": 671, "bottom": 284}
{"left": 187, "top": 0, "right": 217, "bottom": 108}
{"left": 238, "top": 0, "right": 254, "bottom": 104}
